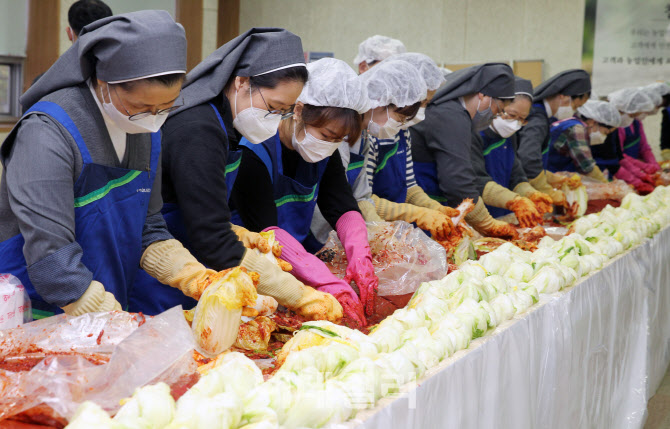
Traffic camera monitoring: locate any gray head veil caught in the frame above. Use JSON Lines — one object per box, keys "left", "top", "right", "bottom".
{"left": 22, "top": 10, "right": 187, "bottom": 109}
{"left": 430, "top": 63, "right": 515, "bottom": 106}
{"left": 173, "top": 28, "right": 306, "bottom": 115}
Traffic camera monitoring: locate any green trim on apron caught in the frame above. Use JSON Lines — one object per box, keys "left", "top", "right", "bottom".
{"left": 275, "top": 184, "right": 318, "bottom": 207}
{"left": 225, "top": 157, "right": 242, "bottom": 174}
{"left": 623, "top": 137, "right": 641, "bottom": 151}
{"left": 74, "top": 170, "right": 142, "bottom": 208}
{"left": 483, "top": 139, "right": 507, "bottom": 156}
{"left": 375, "top": 142, "right": 399, "bottom": 173}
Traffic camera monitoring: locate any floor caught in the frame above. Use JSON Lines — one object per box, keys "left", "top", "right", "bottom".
{"left": 646, "top": 366, "right": 670, "bottom": 429}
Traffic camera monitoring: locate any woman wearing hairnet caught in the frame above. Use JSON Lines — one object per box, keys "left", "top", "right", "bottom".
{"left": 229, "top": 58, "right": 375, "bottom": 327}
{"left": 0, "top": 11, "right": 221, "bottom": 317}
{"left": 362, "top": 53, "right": 463, "bottom": 235}
{"left": 131, "top": 29, "right": 343, "bottom": 321}
{"left": 353, "top": 35, "right": 406, "bottom": 74}
{"left": 474, "top": 77, "right": 553, "bottom": 226}
{"left": 593, "top": 88, "right": 659, "bottom": 194}
{"left": 411, "top": 63, "right": 520, "bottom": 239}
{"left": 349, "top": 60, "right": 459, "bottom": 241}
{"left": 545, "top": 100, "right": 620, "bottom": 182}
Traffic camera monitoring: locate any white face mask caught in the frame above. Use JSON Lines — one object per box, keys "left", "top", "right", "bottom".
{"left": 401, "top": 106, "right": 426, "bottom": 129}
{"left": 491, "top": 117, "right": 522, "bottom": 138}
{"left": 368, "top": 107, "right": 403, "bottom": 139}
{"left": 233, "top": 86, "right": 282, "bottom": 144}
{"left": 291, "top": 122, "right": 340, "bottom": 163}
{"left": 589, "top": 130, "right": 607, "bottom": 146}
{"left": 555, "top": 104, "right": 575, "bottom": 120}
{"left": 619, "top": 113, "right": 634, "bottom": 128}
{"left": 99, "top": 84, "right": 167, "bottom": 134}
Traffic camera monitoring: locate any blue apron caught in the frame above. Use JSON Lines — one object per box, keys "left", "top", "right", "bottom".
{"left": 230, "top": 133, "right": 329, "bottom": 245}
{"left": 346, "top": 152, "right": 365, "bottom": 185}
{"left": 414, "top": 161, "right": 448, "bottom": 205}
{"left": 544, "top": 117, "right": 584, "bottom": 173}
{"left": 480, "top": 131, "right": 514, "bottom": 218}
{"left": 621, "top": 120, "right": 642, "bottom": 159}
{"left": 129, "top": 103, "right": 237, "bottom": 314}
{"left": 0, "top": 101, "right": 159, "bottom": 318}
{"left": 371, "top": 131, "right": 409, "bottom": 204}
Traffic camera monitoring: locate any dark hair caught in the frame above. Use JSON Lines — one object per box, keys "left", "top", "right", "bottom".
{"left": 249, "top": 66, "right": 309, "bottom": 89}
{"left": 662, "top": 94, "right": 670, "bottom": 108}
{"left": 68, "top": 0, "right": 113, "bottom": 35}
{"left": 301, "top": 104, "right": 363, "bottom": 143}
{"left": 571, "top": 91, "right": 591, "bottom": 101}
{"left": 391, "top": 101, "right": 422, "bottom": 120}
{"left": 117, "top": 73, "right": 186, "bottom": 91}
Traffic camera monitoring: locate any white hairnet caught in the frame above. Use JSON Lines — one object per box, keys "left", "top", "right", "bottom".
{"left": 607, "top": 87, "right": 655, "bottom": 113}
{"left": 577, "top": 100, "right": 621, "bottom": 128}
{"left": 359, "top": 59, "right": 428, "bottom": 108}
{"left": 383, "top": 53, "right": 445, "bottom": 91}
{"left": 639, "top": 84, "right": 664, "bottom": 107}
{"left": 644, "top": 82, "right": 670, "bottom": 96}
{"left": 353, "top": 35, "right": 406, "bottom": 66}
{"left": 297, "top": 58, "right": 372, "bottom": 114}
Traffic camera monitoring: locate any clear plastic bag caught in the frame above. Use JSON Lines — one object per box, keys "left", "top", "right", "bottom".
{"left": 0, "top": 274, "right": 32, "bottom": 330}
{"left": 0, "top": 306, "right": 197, "bottom": 422}
{"left": 316, "top": 221, "right": 448, "bottom": 296}
{"left": 581, "top": 176, "right": 633, "bottom": 200}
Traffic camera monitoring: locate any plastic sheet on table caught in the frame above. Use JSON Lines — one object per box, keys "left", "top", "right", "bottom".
{"left": 316, "top": 221, "right": 448, "bottom": 296}
{"left": 0, "top": 274, "right": 32, "bottom": 330}
{"left": 0, "top": 306, "right": 197, "bottom": 422}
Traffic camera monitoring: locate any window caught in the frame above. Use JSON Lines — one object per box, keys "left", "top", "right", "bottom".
{"left": 0, "top": 56, "right": 23, "bottom": 121}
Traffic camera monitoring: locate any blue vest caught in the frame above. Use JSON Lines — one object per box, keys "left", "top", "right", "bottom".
{"left": 480, "top": 129, "right": 515, "bottom": 218}
{"left": 0, "top": 102, "right": 160, "bottom": 318}
{"left": 370, "top": 130, "right": 409, "bottom": 204}
{"left": 621, "top": 119, "right": 642, "bottom": 159}
{"left": 230, "top": 133, "right": 329, "bottom": 245}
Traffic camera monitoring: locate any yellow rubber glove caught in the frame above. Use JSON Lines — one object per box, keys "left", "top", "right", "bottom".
{"left": 358, "top": 199, "right": 384, "bottom": 222}
{"left": 61, "top": 280, "right": 122, "bottom": 316}
{"left": 465, "top": 198, "right": 519, "bottom": 239}
{"left": 545, "top": 170, "right": 568, "bottom": 188}
{"left": 240, "top": 250, "right": 342, "bottom": 322}
{"left": 482, "top": 181, "right": 519, "bottom": 209}
{"left": 505, "top": 196, "right": 543, "bottom": 228}
{"left": 140, "top": 239, "right": 216, "bottom": 300}
{"left": 530, "top": 170, "right": 567, "bottom": 208}
{"left": 586, "top": 165, "right": 608, "bottom": 183}
{"left": 372, "top": 194, "right": 454, "bottom": 240}
{"left": 513, "top": 182, "right": 553, "bottom": 214}
{"left": 405, "top": 186, "right": 462, "bottom": 217}
{"left": 662, "top": 149, "right": 670, "bottom": 161}
{"left": 231, "top": 224, "right": 282, "bottom": 258}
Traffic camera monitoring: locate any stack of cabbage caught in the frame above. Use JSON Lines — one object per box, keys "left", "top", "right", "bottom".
{"left": 66, "top": 187, "right": 670, "bottom": 429}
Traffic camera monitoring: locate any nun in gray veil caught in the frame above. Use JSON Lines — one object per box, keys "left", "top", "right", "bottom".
{"left": 141, "top": 29, "right": 346, "bottom": 323}
{"left": 0, "top": 10, "right": 228, "bottom": 317}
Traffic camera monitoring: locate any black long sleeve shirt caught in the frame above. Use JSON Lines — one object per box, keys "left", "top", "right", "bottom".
{"left": 229, "top": 143, "right": 359, "bottom": 232}
{"left": 160, "top": 93, "right": 247, "bottom": 270}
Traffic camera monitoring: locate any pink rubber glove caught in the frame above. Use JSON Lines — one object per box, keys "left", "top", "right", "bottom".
{"left": 265, "top": 226, "right": 366, "bottom": 328}
{"left": 336, "top": 211, "right": 379, "bottom": 317}
{"left": 628, "top": 155, "right": 660, "bottom": 174}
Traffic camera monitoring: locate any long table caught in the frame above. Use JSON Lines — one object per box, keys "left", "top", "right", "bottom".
{"left": 343, "top": 226, "right": 670, "bottom": 429}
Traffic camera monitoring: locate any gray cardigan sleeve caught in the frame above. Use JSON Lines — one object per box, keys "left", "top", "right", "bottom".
{"left": 5, "top": 115, "right": 91, "bottom": 306}
{"left": 516, "top": 107, "right": 548, "bottom": 179}
{"left": 470, "top": 131, "right": 494, "bottom": 195}
{"left": 412, "top": 101, "right": 481, "bottom": 205}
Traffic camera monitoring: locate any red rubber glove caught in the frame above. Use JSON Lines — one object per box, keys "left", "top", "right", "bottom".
{"left": 336, "top": 211, "right": 379, "bottom": 317}
{"left": 635, "top": 182, "right": 655, "bottom": 195}
{"left": 265, "top": 227, "right": 366, "bottom": 327}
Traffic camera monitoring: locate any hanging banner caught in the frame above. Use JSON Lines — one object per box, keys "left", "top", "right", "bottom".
{"left": 592, "top": 0, "right": 670, "bottom": 95}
